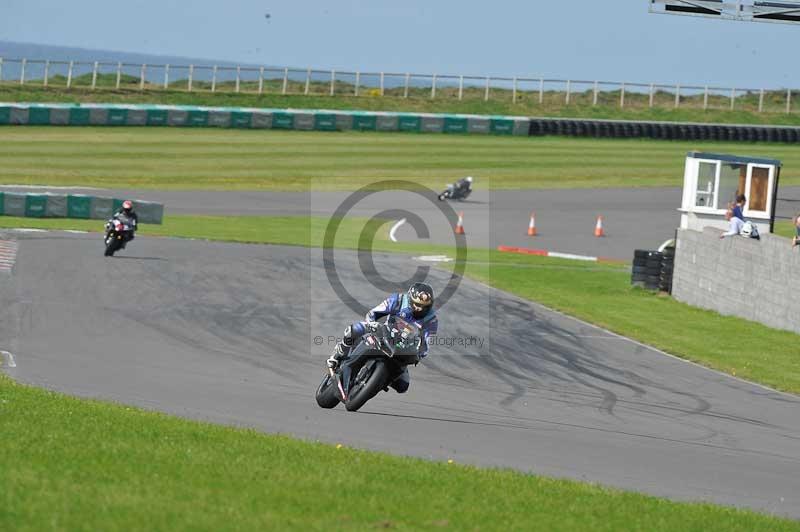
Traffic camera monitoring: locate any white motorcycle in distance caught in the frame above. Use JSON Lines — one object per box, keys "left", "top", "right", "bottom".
{"left": 438, "top": 176, "right": 473, "bottom": 201}
{"left": 103, "top": 215, "right": 135, "bottom": 257}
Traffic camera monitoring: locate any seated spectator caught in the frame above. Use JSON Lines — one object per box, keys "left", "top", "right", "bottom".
{"left": 720, "top": 208, "right": 744, "bottom": 239}
{"left": 732, "top": 194, "right": 746, "bottom": 221}
{"left": 793, "top": 214, "right": 800, "bottom": 247}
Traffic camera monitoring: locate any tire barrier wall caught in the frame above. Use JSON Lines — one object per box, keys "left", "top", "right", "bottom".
{"left": 0, "top": 103, "right": 530, "bottom": 136}
{"left": 631, "top": 247, "right": 675, "bottom": 293}
{"left": 672, "top": 227, "right": 800, "bottom": 335}
{"left": 0, "top": 193, "right": 164, "bottom": 224}
{"left": 528, "top": 117, "right": 800, "bottom": 143}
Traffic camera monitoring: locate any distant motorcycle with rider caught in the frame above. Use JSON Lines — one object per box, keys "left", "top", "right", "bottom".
{"left": 438, "top": 176, "right": 473, "bottom": 201}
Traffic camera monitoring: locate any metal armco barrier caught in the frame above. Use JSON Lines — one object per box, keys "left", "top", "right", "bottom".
{"left": 527, "top": 117, "right": 800, "bottom": 143}
{"left": 0, "top": 102, "right": 531, "bottom": 136}
{"left": 0, "top": 192, "right": 164, "bottom": 224}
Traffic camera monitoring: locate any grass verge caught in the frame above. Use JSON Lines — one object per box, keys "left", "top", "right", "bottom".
{"left": 1, "top": 373, "right": 797, "bottom": 531}
{"left": 2, "top": 127, "right": 800, "bottom": 190}
{"left": 2, "top": 214, "right": 799, "bottom": 394}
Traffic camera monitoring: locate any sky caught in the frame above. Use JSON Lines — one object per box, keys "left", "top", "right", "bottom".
{"left": 1, "top": 0, "right": 799, "bottom": 88}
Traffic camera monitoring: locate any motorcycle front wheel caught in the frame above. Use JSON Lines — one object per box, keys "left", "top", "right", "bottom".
{"left": 315, "top": 373, "right": 341, "bottom": 409}
{"left": 104, "top": 236, "right": 117, "bottom": 257}
{"left": 438, "top": 193, "right": 447, "bottom": 201}
{"left": 345, "top": 359, "right": 388, "bottom": 412}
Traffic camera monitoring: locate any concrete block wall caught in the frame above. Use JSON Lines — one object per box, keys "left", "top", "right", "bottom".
{"left": 672, "top": 227, "right": 800, "bottom": 334}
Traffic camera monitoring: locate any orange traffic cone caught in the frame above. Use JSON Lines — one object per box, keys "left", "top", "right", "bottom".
{"left": 454, "top": 211, "right": 466, "bottom": 235}
{"left": 594, "top": 215, "right": 605, "bottom": 237}
{"left": 527, "top": 212, "right": 537, "bottom": 236}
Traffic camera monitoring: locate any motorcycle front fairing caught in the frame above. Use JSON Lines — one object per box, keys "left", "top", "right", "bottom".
{"left": 335, "top": 334, "right": 384, "bottom": 401}
{"left": 334, "top": 318, "right": 422, "bottom": 400}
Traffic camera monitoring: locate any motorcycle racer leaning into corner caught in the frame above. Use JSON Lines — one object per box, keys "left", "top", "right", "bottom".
{"left": 327, "top": 282, "right": 438, "bottom": 394}
{"left": 448, "top": 175, "right": 473, "bottom": 196}
{"left": 107, "top": 200, "right": 139, "bottom": 248}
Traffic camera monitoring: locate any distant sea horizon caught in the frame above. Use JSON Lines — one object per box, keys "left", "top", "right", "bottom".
{"left": 0, "top": 40, "right": 308, "bottom": 85}
{"left": 0, "top": 40, "right": 446, "bottom": 89}
{"left": 0, "top": 40, "right": 259, "bottom": 69}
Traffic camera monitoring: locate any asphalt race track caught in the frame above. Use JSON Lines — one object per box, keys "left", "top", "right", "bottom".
{"left": 2, "top": 230, "right": 799, "bottom": 518}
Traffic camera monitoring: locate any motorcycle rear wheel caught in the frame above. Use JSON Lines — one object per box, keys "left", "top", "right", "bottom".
{"left": 315, "top": 373, "right": 341, "bottom": 409}
{"left": 345, "top": 360, "right": 388, "bottom": 412}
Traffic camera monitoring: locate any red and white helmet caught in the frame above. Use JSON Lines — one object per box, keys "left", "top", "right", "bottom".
{"left": 122, "top": 200, "right": 133, "bottom": 212}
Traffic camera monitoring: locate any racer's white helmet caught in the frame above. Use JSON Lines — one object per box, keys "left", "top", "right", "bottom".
{"left": 466, "top": 176, "right": 473, "bottom": 183}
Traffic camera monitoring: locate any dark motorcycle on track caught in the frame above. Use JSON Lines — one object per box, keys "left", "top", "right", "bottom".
{"left": 103, "top": 215, "right": 135, "bottom": 257}
{"left": 316, "top": 316, "right": 421, "bottom": 412}
{"left": 438, "top": 177, "right": 473, "bottom": 201}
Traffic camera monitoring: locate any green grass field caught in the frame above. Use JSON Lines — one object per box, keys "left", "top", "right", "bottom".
{"left": 2, "top": 126, "right": 800, "bottom": 190}
{"left": 4, "top": 374, "right": 797, "bottom": 531}
{"left": 4, "top": 83, "right": 800, "bottom": 126}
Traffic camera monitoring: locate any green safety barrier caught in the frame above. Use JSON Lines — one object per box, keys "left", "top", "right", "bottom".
{"left": 69, "top": 108, "right": 90, "bottom": 125}
{"left": 398, "top": 115, "right": 422, "bottom": 132}
{"left": 490, "top": 119, "right": 515, "bottom": 135}
{"left": 147, "top": 109, "right": 168, "bottom": 126}
{"left": 67, "top": 195, "right": 92, "bottom": 218}
{"left": 187, "top": 110, "right": 208, "bottom": 126}
{"left": 314, "top": 113, "right": 337, "bottom": 131}
{"left": 231, "top": 111, "right": 253, "bottom": 128}
{"left": 352, "top": 115, "right": 377, "bottom": 131}
{"left": 24, "top": 195, "right": 47, "bottom": 217}
{"left": 3, "top": 193, "right": 26, "bottom": 216}
{"left": 0, "top": 103, "right": 531, "bottom": 136}
{"left": 107, "top": 108, "right": 128, "bottom": 125}
{"left": 0, "top": 192, "right": 164, "bottom": 224}
{"left": 28, "top": 107, "right": 51, "bottom": 125}
{"left": 272, "top": 112, "right": 294, "bottom": 129}
{"left": 443, "top": 116, "right": 468, "bottom": 133}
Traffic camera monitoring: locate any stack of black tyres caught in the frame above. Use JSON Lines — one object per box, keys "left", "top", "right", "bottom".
{"left": 659, "top": 246, "right": 676, "bottom": 293}
{"left": 631, "top": 250, "right": 662, "bottom": 289}
{"left": 631, "top": 248, "right": 676, "bottom": 292}
{"left": 631, "top": 249, "right": 662, "bottom": 290}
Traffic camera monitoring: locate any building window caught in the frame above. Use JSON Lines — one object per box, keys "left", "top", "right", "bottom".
{"left": 718, "top": 163, "right": 746, "bottom": 210}
{"left": 695, "top": 161, "right": 717, "bottom": 208}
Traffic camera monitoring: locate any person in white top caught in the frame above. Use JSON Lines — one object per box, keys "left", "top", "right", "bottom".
{"left": 720, "top": 208, "right": 744, "bottom": 239}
